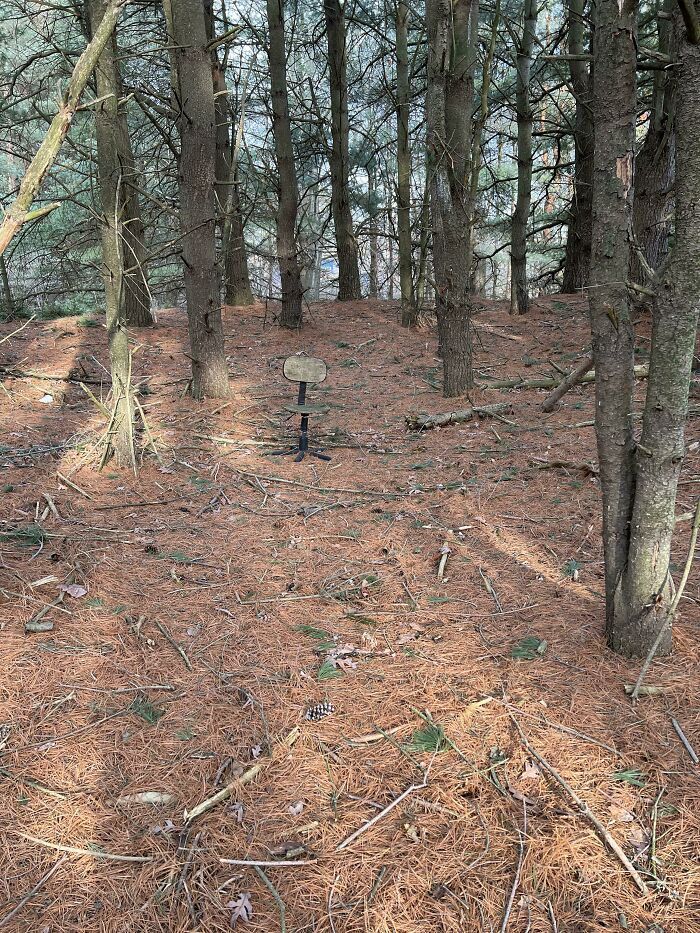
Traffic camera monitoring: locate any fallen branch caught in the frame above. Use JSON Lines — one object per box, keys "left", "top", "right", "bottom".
{"left": 478, "top": 363, "right": 648, "bottom": 391}
{"left": 406, "top": 402, "right": 512, "bottom": 431}
{"left": 184, "top": 727, "right": 300, "bottom": 823}
{"left": 530, "top": 457, "right": 598, "bottom": 477}
{"left": 508, "top": 715, "right": 649, "bottom": 894}
{"left": 541, "top": 353, "right": 594, "bottom": 412}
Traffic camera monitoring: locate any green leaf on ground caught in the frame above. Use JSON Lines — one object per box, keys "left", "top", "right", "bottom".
{"left": 131, "top": 696, "right": 165, "bottom": 724}
{"left": 404, "top": 723, "right": 448, "bottom": 754}
{"left": 511, "top": 636, "right": 548, "bottom": 660}
{"left": 610, "top": 768, "right": 646, "bottom": 787}
{"left": 317, "top": 661, "right": 343, "bottom": 681}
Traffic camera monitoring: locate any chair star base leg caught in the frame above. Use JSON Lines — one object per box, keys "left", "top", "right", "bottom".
{"left": 265, "top": 446, "right": 331, "bottom": 463}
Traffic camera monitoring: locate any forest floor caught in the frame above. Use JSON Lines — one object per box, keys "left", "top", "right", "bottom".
{"left": 0, "top": 296, "right": 699, "bottom": 933}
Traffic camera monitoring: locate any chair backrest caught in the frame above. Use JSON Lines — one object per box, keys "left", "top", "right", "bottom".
{"left": 283, "top": 355, "right": 327, "bottom": 384}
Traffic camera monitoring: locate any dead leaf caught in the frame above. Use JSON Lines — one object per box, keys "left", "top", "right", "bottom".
{"left": 403, "top": 821, "right": 422, "bottom": 843}
{"left": 628, "top": 823, "right": 650, "bottom": 856}
{"left": 151, "top": 819, "right": 177, "bottom": 835}
{"left": 117, "top": 791, "right": 176, "bottom": 806}
{"left": 521, "top": 760, "right": 542, "bottom": 782}
{"left": 228, "top": 892, "right": 253, "bottom": 926}
{"left": 59, "top": 583, "right": 87, "bottom": 599}
{"left": 268, "top": 840, "right": 311, "bottom": 860}
{"left": 226, "top": 802, "right": 245, "bottom": 823}
{"left": 250, "top": 745, "right": 262, "bottom": 760}
{"left": 288, "top": 800, "right": 304, "bottom": 816}
{"left": 186, "top": 624, "right": 201, "bottom": 637}
{"left": 609, "top": 803, "right": 635, "bottom": 823}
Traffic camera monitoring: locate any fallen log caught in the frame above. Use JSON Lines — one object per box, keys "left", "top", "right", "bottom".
{"left": 405, "top": 402, "right": 511, "bottom": 431}
{"left": 477, "top": 362, "right": 648, "bottom": 391}
{"left": 541, "top": 353, "right": 594, "bottom": 412}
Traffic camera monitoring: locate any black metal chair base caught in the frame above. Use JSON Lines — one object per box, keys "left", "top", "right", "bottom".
{"left": 267, "top": 446, "right": 331, "bottom": 463}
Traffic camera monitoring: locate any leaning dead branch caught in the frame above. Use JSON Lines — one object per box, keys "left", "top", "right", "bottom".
{"left": 406, "top": 402, "right": 511, "bottom": 431}
{"left": 508, "top": 714, "right": 649, "bottom": 894}
{"left": 541, "top": 353, "right": 594, "bottom": 412}
{"left": 0, "top": 0, "right": 130, "bottom": 256}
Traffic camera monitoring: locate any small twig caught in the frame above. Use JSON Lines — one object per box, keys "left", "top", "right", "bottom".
{"left": 0, "top": 855, "right": 67, "bottom": 928}
{"left": 185, "top": 728, "right": 300, "bottom": 823}
{"left": 335, "top": 776, "right": 429, "bottom": 852}
{"left": 150, "top": 618, "right": 192, "bottom": 671}
{"left": 508, "top": 714, "right": 649, "bottom": 894}
{"left": 670, "top": 717, "right": 699, "bottom": 764}
{"left": 9, "top": 708, "right": 125, "bottom": 756}
{"left": 15, "top": 832, "right": 151, "bottom": 862}
{"left": 254, "top": 865, "right": 287, "bottom": 932}
{"left": 501, "top": 800, "right": 527, "bottom": 932}
{"left": 0, "top": 315, "right": 36, "bottom": 346}
{"left": 630, "top": 498, "right": 700, "bottom": 701}
{"left": 220, "top": 858, "right": 314, "bottom": 867}
{"left": 56, "top": 471, "right": 93, "bottom": 499}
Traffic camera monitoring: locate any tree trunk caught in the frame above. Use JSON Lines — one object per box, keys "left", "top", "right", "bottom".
{"left": 396, "top": 0, "right": 415, "bottom": 325}
{"left": 171, "top": 0, "right": 229, "bottom": 398}
{"left": 415, "top": 171, "right": 430, "bottom": 308}
{"left": 204, "top": 2, "right": 254, "bottom": 307}
{"left": 89, "top": 0, "right": 139, "bottom": 465}
{"left": 266, "top": 0, "right": 303, "bottom": 327}
{"left": 510, "top": 0, "right": 538, "bottom": 315}
{"left": 561, "top": 0, "right": 594, "bottom": 293}
{"left": 87, "top": 0, "right": 151, "bottom": 328}
{"left": 613, "top": 10, "right": 700, "bottom": 657}
{"left": 323, "top": 0, "right": 361, "bottom": 301}
{"left": 630, "top": 4, "right": 674, "bottom": 286}
{"left": 467, "top": 0, "right": 500, "bottom": 290}
{"left": 426, "top": 0, "right": 479, "bottom": 396}
{"left": 224, "top": 174, "right": 254, "bottom": 306}
{"left": 0, "top": 0, "right": 129, "bottom": 258}
{"left": 588, "top": 0, "right": 638, "bottom": 636}
{"left": 367, "top": 163, "right": 379, "bottom": 298}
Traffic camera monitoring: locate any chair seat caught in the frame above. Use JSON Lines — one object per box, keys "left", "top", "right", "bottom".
{"left": 284, "top": 402, "right": 330, "bottom": 415}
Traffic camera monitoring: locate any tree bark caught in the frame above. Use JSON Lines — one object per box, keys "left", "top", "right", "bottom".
{"left": 171, "top": 0, "right": 229, "bottom": 398}
{"left": 510, "top": 0, "right": 538, "bottom": 315}
{"left": 562, "top": 0, "right": 594, "bottom": 293}
{"left": 588, "top": 0, "right": 638, "bottom": 636}
{"left": 425, "top": 0, "right": 479, "bottom": 396}
{"left": 613, "top": 9, "right": 700, "bottom": 657}
{"left": 266, "top": 0, "right": 303, "bottom": 327}
{"left": 396, "top": 0, "right": 415, "bottom": 325}
{"left": 324, "top": 0, "right": 361, "bottom": 301}
{"left": 0, "top": 0, "right": 129, "bottom": 258}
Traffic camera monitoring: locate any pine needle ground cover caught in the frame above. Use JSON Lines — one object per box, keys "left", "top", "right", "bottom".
{"left": 0, "top": 297, "right": 698, "bottom": 931}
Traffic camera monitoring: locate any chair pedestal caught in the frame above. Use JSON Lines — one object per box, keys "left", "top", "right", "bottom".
{"left": 266, "top": 380, "right": 331, "bottom": 463}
